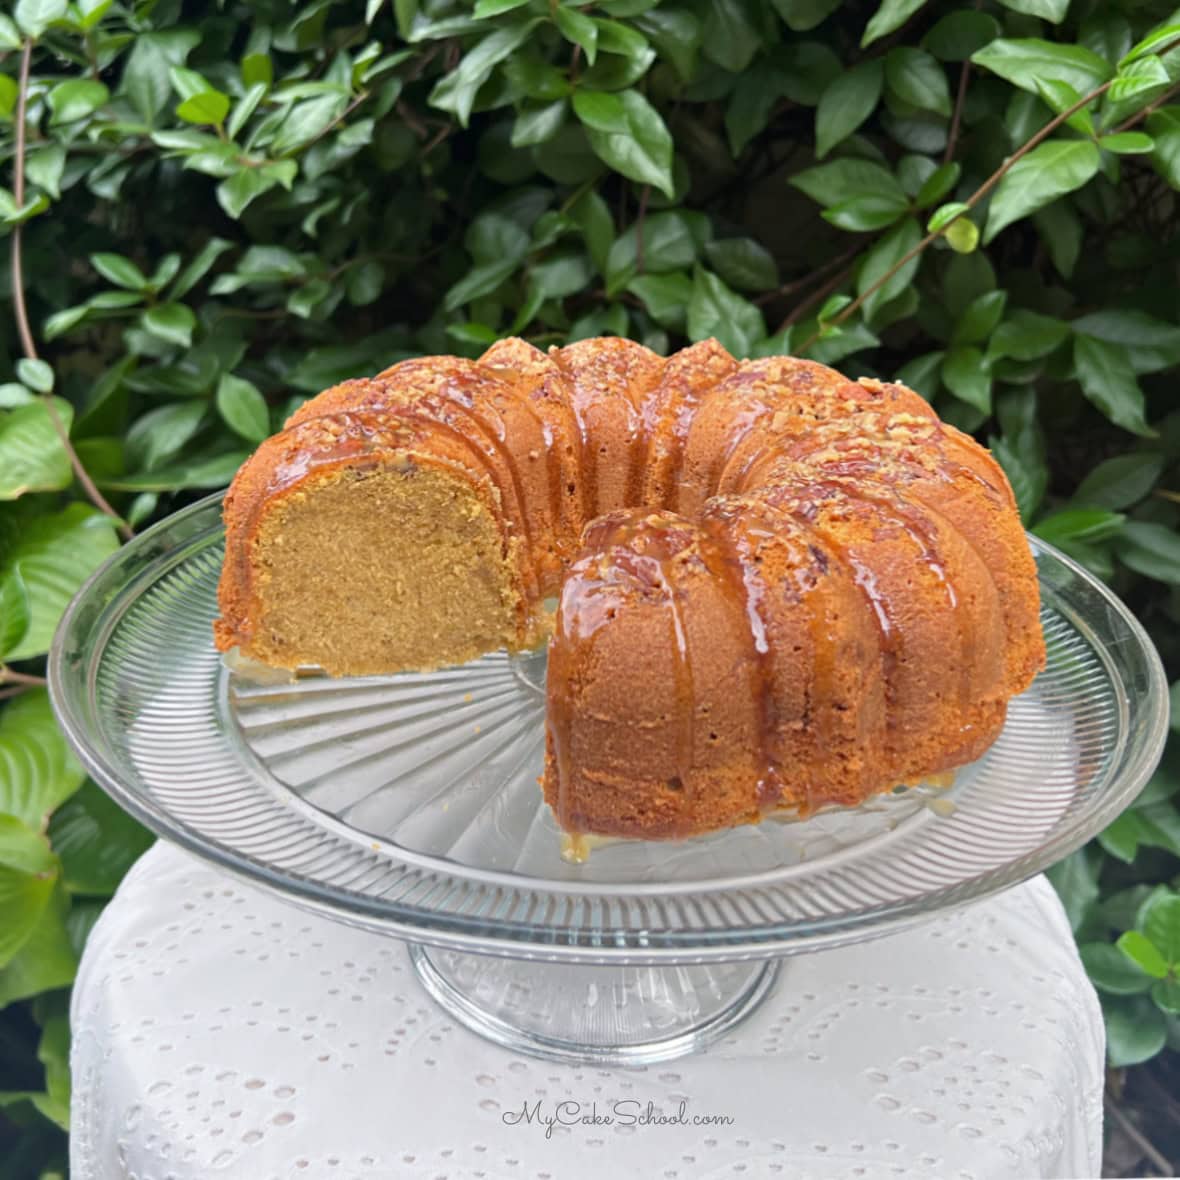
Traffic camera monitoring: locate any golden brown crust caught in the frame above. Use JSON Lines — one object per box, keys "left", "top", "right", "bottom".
{"left": 215, "top": 336, "right": 1045, "bottom": 840}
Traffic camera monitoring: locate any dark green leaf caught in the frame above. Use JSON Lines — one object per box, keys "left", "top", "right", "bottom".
{"left": 512, "top": 100, "right": 567, "bottom": 148}
{"left": 995, "top": 0, "right": 1068, "bottom": 22}
{"left": 170, "top": 238, "right": 233, "bottom": 299}
{"left": 14, "top": 0, "right": 66, "bottom": 36}
{"left": 635, "top": 8, "right": 701, "bottom": 80}
{"left": 605, "top": 210, "right": 706, "bottom": 293}
{"left": 555, "top": 7, "right": 598, "bottom": 65}
{"left": 0, "top": 691, "right": 85, "bottom": 829}
{"left": 885, "top": 48, "right": 952, "bottom": 116}
{"left": 0, "top": 566, "right": 30, "bottom": 660}
{"left": 1116, "top": 522, "right": 1180, "bottom": 582}
{"left": 530, "top": 252, "right": 593, "bottom": 300}
{"left": 1046, "top": 847, "right": 1101, "bottom": 932}
{"left": 687, "top": 266, "right": 765, "bottom": 357}
{"left": 772, "top": 0, "right": 841, "bottom": 32}
{"left": 0, "top": 399, "right": 74, "bottom": 499}
{"left": 217, "top": 169, "right": 278, "bottom": 219}
{"left": 90, "top": 252, "right": 149, "bottom": 291}
{"left": 971, "top": 38, "right": 1111, "bottom": 99}
{"left": 0, "top": 887, "right": 76, "bottom": 1008}
{"left": 1073, "top": 336, "right": 1154, "bottom": 437}
{"left": 702, "top": 0, "right": 761, "bottom": 73}
{"left": 126, "top": 401, "right": 207, "bottom": 472}
{"left": 941, "top": 346, "right": 991, "bottom": 413}
{"left": 1122, "top": 23, "right": 1180, "bottom": 69}
{"left": 1100, "top": 131, "right": 1155, "bottom": 155}
{"left": 444, "top": 258, "right": 519, "bottom": 310}
{"left": 1073, "top": 309, "right": 1180, "bottom": 373}
{"left": 49, "top": 782, "right": 154, "bottom": 897}
{"left": 815, "top": 59, "right": 883, "bottom": 158}
{"left": 119, "top": 30, "right": 201, "bottom": 124}
{"left": 569, "top": 189, "right": 614, "bottom": 276}
{"left": 0, "top": 816, "right": 57, "bottom": 968}
{"left": 1081, "top": 942, "right": 1154, "bottom": 994}
{"left": 984, "top": 140, "right": 1100, "bottom": 244}
{"left": 1073, "top": 454, "right": 1166, "bottom": 510}
{"left": 914, "top": 162, "right": 960, "bottom": 207}
{"left": 791, "top": 159, "right": 905, "bottom": 208}
{"left": 987, "top": 310, "right": 1069, "bottom": 362}
{"left": 1033, "top": 509, "right": 1126, "bottom": 546}
{"left": 703, "top": 238, "right": 777, "bottom": 292}
{"left": 430, "top": 21, "right": 537, "bottom": 126}
{"left": 857, "top": 216, "right": 921, "bottom": 321}
{"left": 473, "top": 0, "right": 530, "bottom": 15}
{"left": 141, "top": 303, "right": 197, "bottom": 349}
{"left": 1103, "top": 995, "right": 1167, "bottom": 1066}
{"left": 576, "top": 88, "right": 675, "bottom": 197}
{"left": 1152, "top": 977, "right": 1180, "bottom": 1014}
{"left": 627, "top": 272, "right": 694, "bottom": 330}
{"left": 822, "top": 192, "right": 909, "bottom": 232}
{"left": 953, "top": 290, "right": 1006, "bottom": 344}
{"left": 895, "top": 351, "right": 943, "bottom": 400}
{"left": 1033, "top": 202, "right": 1083, "bottom": 278}
{"left": 862, "top": 0, "right": 927, "bottom": 48}
{"left": 47, "top": 79, "right": 109, "bottom": 125}
{"left": 923, "top": 10, "right": 1000, "bottom": 61}
{"left": 15, "top": 360, "right": 52, "bottom": 395}
{"left": 0, "top": 506, "right": 119, "bottom": 659}
{"left": 1103, "top": 56, "right": 1170, "bottom": 129}
{"left": 98, "top": 450, "right": 250, "bottom": 492}
{"left": 1141, "top": 893, "right": 1180, "bottom": 965}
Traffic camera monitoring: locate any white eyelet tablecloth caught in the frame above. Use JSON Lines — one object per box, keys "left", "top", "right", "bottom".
{"left": 70, "top": 844, "right": 1104, "bottom": 1180}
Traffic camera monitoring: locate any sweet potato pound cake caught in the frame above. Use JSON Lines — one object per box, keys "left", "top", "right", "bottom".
{"left": 215, "top": 338, "right": 1045, "bottom": 839}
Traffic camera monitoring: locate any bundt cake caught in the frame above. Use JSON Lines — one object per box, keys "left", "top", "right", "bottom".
{"left": 215, "top": 337, "right": 1045, "bottom": 840}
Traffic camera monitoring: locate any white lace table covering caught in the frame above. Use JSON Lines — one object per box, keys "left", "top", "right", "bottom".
{"left": 71, "top": 845, "right": 1104, "bottom": 1180}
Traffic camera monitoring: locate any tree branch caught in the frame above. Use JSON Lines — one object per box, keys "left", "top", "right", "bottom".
{"left": 0, "top": 666, "right": 48, "bottom": 687}
{"left": 1105, "top": 1089, "right": 1174, "bottom": 1177}
{"left": 1114, "top": 80, "right": 1180, "bottom": 134}
{"left": 11, "top": 42, "right": 38, "bottom": 363}
{"left": 11, "top": 39, "right": 134, "bottom": 542}
{"left": 796, "top": 78, "right": 1116, "bottom": 353}
{"left": 778, "top": 260, "right": 858, "bottom": 334}
{"left": 755, "top": 239, "right": 862, "bottom": 308}
{"left": 944, "top": 58, "right": 972, "bottom": 165}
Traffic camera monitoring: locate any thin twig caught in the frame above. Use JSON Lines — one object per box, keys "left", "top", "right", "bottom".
{"left": 11, "top": 39, "right": 134, "bottom": 542}
{"left": 0, "top": 685, "right": 34, "bottom": 702}
{"left": 945, "top": 59, "right": 972, "bottom": 165}
{"left": 0, "top": 667, "right": 48, "bottom": 686}
{"left": 796, "top": 78, "right": 1116, "bottom": 352}
{"left": 1105, "top": 1090, "right": 1174, "bottom": 1177}
{"left": 396, "top": 99, "right": 430, "bottom": 139}
{"left": 778, "top": 262, "right": 857, "bottom": 333}
{"left": 11, "top": 42, "right": 37, "bottom": 362}
{"left": 755, "top": 240, "right": 862, "bottom": 307}
{"left": 1115, "top": 80, "right": 1180, "bottom": 134}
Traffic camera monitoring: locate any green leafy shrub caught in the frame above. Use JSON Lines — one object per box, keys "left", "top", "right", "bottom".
{"left": 2, "top": 0, "right": 1180, "bottom": 1166}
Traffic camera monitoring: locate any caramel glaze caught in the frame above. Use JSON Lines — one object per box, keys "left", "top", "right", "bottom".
{"left": 218, "top": 337, "right": 1046, "bottom": 840}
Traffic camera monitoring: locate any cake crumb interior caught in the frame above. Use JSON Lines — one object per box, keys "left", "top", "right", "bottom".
{"left": 248, "top": 462, "right": 520, "bottom": 676}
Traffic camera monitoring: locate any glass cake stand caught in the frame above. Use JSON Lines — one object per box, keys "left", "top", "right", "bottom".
{"left": 49, "top": 493, "right": 1168, "bottom": 1065}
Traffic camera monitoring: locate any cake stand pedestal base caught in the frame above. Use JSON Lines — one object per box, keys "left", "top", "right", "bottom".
{"left": 408, "top": 945, "right": 781, "bottom": 1066}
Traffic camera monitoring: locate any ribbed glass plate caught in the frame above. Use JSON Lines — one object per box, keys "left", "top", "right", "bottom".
{"left": 50, "top": 493, "right": 1167, "bottom": 963}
